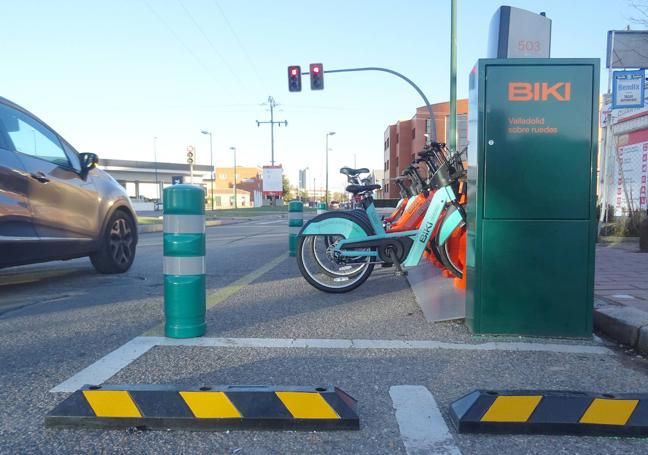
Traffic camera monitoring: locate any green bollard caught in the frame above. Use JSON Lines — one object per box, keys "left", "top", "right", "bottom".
{"left": 288, "top": 200, "right": 304, "bottom": 256}
{"left": 163, "top": 184, "right": 206, "bottom": 338}
{"left": 317, "top": 202, "right": 327, "bottom": 215}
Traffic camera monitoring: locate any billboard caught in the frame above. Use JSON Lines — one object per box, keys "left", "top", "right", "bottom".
{"left": 262, "top": 165, "right": 283, "bottom": 197}
{"left": 615, "top": 140, "right": 648, "bottom": 215}
{"left": 606, "top": 30, "right": 648, "bottom": 68}
{"left": 612, "top": 70, "right": 645, "bottom": 109}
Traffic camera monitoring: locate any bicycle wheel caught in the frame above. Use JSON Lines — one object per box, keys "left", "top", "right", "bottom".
{"left": 297, "top": 235, "right": 375, "bottom": 293}
{"left": 311, "top": 234, "right": 371, "bottom": 277}
{"left": 434, "top": 208, "right": 465, "bottom": 278}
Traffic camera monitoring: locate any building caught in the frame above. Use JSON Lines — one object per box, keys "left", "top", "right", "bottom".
{"left": 214, "top": 166, "right": 263, "bottom": 207}
{"left": 214, "top": 166, "right": 261, "bottom": 189}
{"left": 600, "top": 96, "right": 648, "bottom": 216}
{"left": 298, "top": 167, "right": 311, "bottom": 191}
{"left": 383, "top": 100, "right": 468, "bottom": 198}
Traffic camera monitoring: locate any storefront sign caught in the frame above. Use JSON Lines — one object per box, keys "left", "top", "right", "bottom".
{"left": 612, "top": 70, "right": 645, "bottom": 109}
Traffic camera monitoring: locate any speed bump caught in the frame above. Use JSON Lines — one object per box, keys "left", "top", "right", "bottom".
{"left": 46, "top": 384, "right": 359, "bottom": 431}
{"left": 450, "top": 390, "right": 648, "bottom": 436}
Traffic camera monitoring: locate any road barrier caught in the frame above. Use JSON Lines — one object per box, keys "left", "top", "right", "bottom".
{"left": 450, "top": 389, "right": 648, "bottom": 436}
{"left": 163, "top": 184, "right": 206, "bottom": 338}
{"left": 288, "top": 200, "right": 304, "bottom": 257}
{"left": 317, "top": 202, "right": 327, "bottom": 214}
{"left": 46, "top": 384, "right": 359, "bottom": 431}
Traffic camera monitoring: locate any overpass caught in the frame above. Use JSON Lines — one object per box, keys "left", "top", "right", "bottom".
{"left": 98, "top": 158, "right": 213, "bottom": 200}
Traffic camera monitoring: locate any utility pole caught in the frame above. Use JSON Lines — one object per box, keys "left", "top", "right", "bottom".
{"left": 448, "top": 0, "right": 457, "bottom": 151}
{"left": 256, "top": 96, "right": 288, "bottom": 206}
{"left": 153, "top": 136, "right": 159, "bottom": 205}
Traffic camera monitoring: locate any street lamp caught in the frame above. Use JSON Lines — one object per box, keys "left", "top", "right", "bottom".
{"left": 325, "top": 131, "right": 335, "bottom": 206}
{"left": 153, "top": 136, "right": 159, "bottom": 207}
{"left": 229, "top": 146, "right": 237, "bottom": 209}
{"left": 201, "top": 130, "right": 214, "bottom": 211}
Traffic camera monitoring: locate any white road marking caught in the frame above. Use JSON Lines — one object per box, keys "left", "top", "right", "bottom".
{"left": 51, "top": 335, "right": 612, "bottom": 393}
{"left": 252, "top": 220, "right": 287, "bottom": 225}
{"left": 50, "top": 337, "right": 157, "bottom": 393}
{"left": 390, "top": 385, "right": 461, "bottom": 455}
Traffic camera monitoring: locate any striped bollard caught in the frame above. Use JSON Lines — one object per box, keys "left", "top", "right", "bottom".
{"left": 317, "top": 202, "right": 327, "bottom": 215}
{"left": 163, "top": 184, "right": 206, "bottom": 338}
{"left": 288, "top": 200, "right": 304, "bottom": 256}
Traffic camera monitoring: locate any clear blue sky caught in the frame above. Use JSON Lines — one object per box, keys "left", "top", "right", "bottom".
{"left": 0, "top": 0, "right": 633, "bottom": 192}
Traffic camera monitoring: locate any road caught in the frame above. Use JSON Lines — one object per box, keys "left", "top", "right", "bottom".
{"left": 1, "top": 215, "right": 648, "bottom": 454}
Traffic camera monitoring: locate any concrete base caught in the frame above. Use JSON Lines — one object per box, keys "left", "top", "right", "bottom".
{"left": 406, "top": 263, "right": 465, "bottom": 322}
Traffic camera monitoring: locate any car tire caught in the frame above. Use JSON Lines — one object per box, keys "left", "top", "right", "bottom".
{"left": 90, "top": 210, "right": 137, "bottom": 274}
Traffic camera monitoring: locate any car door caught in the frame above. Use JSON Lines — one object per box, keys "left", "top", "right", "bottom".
{"left": 0, "top": 102, "right": 99, "bottom": 257}
{"left": 0, "top": 113, "right": 42, "bottom": 266}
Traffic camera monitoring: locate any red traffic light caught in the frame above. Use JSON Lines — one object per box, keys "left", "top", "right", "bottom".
{"left": 309, "top": 63, "right": 324, "bottom": 90}
{"left": 288, "top": 65, "right": 302, "bottom": 92}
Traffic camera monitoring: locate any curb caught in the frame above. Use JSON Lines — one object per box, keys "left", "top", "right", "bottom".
{"left": 594, "top": 297, "right": 648, "bottom": 355}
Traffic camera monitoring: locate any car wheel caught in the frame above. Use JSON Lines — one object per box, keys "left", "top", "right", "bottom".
{"left": 90, "top": 210, "right": 137, "bottom": 274}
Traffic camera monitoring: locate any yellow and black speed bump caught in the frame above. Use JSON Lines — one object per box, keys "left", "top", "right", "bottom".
{"left": 46, "top": 384, "right": 359, "bottom": 431}
{"left": 450, "top": 390, "right": 648, "bottom": 436}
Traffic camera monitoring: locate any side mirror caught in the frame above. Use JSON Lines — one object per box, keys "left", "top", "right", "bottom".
{"left": 79, "top": 152, "right": 98, "bottom": 174}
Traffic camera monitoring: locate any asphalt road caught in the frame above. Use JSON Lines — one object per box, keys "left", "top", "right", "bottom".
{"left": 1, "top": 215, "right": 648, "bottom": 454}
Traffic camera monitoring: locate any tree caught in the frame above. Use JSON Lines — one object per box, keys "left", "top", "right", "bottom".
{"left": 282, "top": 175, "right": 293, "bottom": 200}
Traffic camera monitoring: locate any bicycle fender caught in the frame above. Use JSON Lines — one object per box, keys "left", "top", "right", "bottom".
{"left": 299, "top": 215, "right": 368, "bottom": 240}
{"left": 437, "top": 206, "right": 465, "bottom": 246}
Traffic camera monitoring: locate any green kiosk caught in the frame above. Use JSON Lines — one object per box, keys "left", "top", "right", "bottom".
{"left": 466, "top": 58, "right": 599, "bottom": 337}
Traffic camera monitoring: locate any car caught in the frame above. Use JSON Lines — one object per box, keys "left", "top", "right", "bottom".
{"left": 0, "top": 96, "right": 137, "bottom": 273}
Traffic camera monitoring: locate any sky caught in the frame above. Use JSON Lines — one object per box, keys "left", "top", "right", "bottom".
{"left": 0, "top": 0, "right": 636, "bottom": 193}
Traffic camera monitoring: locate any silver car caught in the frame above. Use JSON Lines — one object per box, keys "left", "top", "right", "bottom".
{"left": 0, "top": 96, "right": 137, "bottom": 273}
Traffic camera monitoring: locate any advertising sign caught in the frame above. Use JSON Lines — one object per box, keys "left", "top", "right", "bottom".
{"left": 612, "top": 70, "right": 645, "bottom": 109}
{"left": 615, "top": 141, "right": 648, "bottom": 215}
{"left": 606, "top": 30, "right": 648, "bottom": 68}
{"left": 262, "top": 165, "right": 283, "bottom": 197}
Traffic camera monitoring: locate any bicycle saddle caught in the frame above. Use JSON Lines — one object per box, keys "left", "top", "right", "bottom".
{"left": 340, "top": 167, "right": 370, "bottom": 177}
{"left": 345, "top": 183, "right": 381, "bottom": 194}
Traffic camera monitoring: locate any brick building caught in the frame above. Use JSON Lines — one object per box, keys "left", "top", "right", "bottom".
{"left": 383, "top": 100, "right": 468, "bottom": 198}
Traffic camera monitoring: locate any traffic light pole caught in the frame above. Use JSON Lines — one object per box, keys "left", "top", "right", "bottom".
{"left": 303, "top": 67, "right": 438, "bottom": 143}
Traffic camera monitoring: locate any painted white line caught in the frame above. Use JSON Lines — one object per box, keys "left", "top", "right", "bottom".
{"left": 50, "top": 337, "right": 157, "bottom": 393}
{"left": 52, "top": 336, "right": 612, "bottom": 393}
{"left": 153, "top": 336, "right": 613, "bottom": 355}
{"left": 390, "top": 385, "right": 461, "bottom": 455}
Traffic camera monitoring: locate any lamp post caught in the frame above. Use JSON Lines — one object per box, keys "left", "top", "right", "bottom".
{"left": 325, "top": 131, "right": 335, "bottom": 206}
{"left": 201, "top": 130, "right": 214, "bottom": 211}
{"left": 229, "top": 147, "right": 237, "bottom": 209}
{"left": 153, "top": 136, "right": 159, "bottom": 207}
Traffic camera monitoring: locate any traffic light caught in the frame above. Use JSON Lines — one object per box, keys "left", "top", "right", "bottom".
{"left": 288, "top": 65, "right": 301, "bottom": 92}
{"left": 310, "top": 63, "right": 324, "bottom": 90}
{"left": 186, "top": 146, "right": 195, "bottom": 164}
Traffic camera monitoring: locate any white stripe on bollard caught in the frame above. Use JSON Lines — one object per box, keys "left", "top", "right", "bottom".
{"left": 163, "top": 256, "right": 206, "bottom": 275}
{"left": 163, "top": 215, "right": 206, "bottom": 234}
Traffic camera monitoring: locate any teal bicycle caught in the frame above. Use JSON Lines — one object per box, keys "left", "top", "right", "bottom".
{"left": 297, "top": 143, "right": 466, "bottom": 293}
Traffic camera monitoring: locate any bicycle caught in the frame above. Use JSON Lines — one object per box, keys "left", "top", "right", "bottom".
{"left": 297, "top": 143, "right": 466, "bottom": 293}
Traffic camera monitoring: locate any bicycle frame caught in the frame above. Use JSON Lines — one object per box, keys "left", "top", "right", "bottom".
{"left": 301, "top": 184, "right": 462, "bottom": 268}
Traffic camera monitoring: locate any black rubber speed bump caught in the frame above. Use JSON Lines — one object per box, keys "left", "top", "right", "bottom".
{"left": 450, "top": 390, "right": 648, "bottom": 436}
{"left": 46, "top": 384, "right": 359, "bottom": 431}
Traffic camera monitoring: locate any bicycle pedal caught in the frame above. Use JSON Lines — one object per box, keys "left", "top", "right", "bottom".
{"left": 394, "top": 270, "right": 408, "bottom": 277}
{"left": 381, "top": 263, "right": 393, "bottom": 268}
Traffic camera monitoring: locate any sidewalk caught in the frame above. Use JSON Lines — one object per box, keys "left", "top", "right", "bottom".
{"left": 594, "top": 238, "right": 648, "bottom": 354}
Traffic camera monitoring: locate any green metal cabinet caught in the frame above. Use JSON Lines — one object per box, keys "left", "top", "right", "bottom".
{"left": 466, "top": 59, "right": 599, "bottom": 337}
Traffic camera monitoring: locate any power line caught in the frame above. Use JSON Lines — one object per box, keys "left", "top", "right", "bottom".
{"left": 140, "top": 0, "right": 220, "bottom": 84}
{"left": 212, "top": 0, "right": 266, "bottom": 91}
{"left": 175, "top": 0, "right": 246, "bottom": 91}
